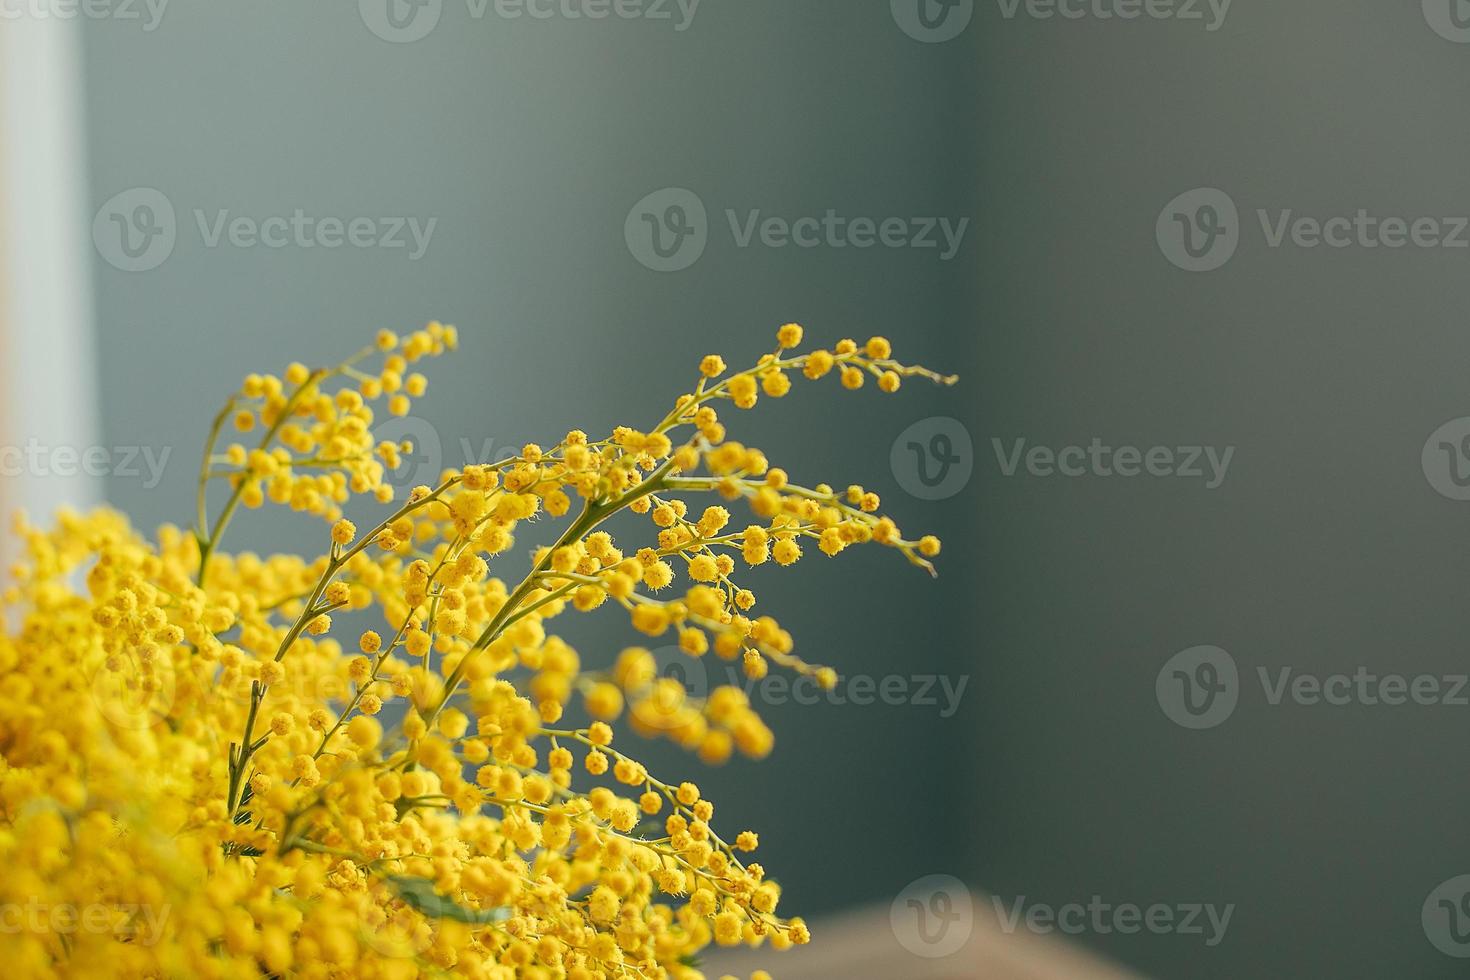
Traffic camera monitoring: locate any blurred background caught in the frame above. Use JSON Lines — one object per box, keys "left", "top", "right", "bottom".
{"left": 6, "top": 0, "right": 1470, "bottom": 976}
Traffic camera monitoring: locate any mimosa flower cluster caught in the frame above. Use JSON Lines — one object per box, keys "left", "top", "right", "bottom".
{"left": 0, "top": 322, "right": 955, "bottom": 978}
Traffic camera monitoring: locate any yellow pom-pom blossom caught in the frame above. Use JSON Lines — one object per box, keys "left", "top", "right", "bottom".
{"left": 0, "top": 321, "right": 954, "bottom": 976}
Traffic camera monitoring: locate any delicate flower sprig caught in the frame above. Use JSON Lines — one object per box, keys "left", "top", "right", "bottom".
{"left": 0, "top": 321, "right": 953, "bottom": 978}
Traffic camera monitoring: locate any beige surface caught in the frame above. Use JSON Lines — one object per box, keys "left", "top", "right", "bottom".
{"left": 703, "top": 896, "right": 1144, "bottom": 980}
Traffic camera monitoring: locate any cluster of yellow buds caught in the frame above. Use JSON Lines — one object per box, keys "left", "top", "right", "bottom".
{"left": 0, "top": 321, "right": 954, "bottom": 978}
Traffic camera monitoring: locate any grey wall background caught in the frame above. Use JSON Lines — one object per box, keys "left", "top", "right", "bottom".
{"left": 969, "top": 2, "right": 1470, "bottom": 978}
{"left": 75, "top": 1, "right": 1470, "bottom": 977}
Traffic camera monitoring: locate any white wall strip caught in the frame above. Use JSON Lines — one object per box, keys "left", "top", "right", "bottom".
{"left": 0, "top": 11, "right": 101, "bottom": 566}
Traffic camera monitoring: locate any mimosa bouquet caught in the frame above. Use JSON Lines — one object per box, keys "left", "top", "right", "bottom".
{"left": 0, "top": 322, "right": 953, "bottom": 978}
